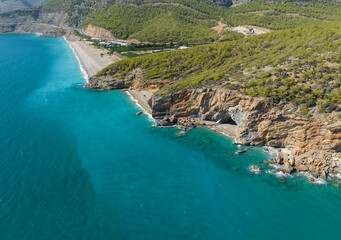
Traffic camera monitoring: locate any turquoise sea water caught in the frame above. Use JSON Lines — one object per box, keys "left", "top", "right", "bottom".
{"left": 0, "top": 34, "right": 341, "bottom": 240}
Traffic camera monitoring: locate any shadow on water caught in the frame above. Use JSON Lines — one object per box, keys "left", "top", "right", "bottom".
{"left": 0, "top": 119, "right": 107, "bottom": 239}
{"left": 1, "top": 34, "right": 341, "bottom": 240}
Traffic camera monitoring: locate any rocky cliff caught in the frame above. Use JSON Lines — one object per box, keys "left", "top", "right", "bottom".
{"left": 0, "top": 0, "right": 47, "bottom": 14}
{"left": 87, "top": 71, "right": 341, "bottom": 180}
{"left": 84, "top": 24, "right": 115, "bottom": 39}
{"left": 0, "top": 9, "right": 67, "bottom": 35}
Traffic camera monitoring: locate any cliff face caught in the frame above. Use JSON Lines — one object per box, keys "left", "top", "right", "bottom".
{"left": 84, "top": 24, "right": 115, "bottom": 39}
{"left": 87, "top": 73, "right": 341, "bottom": 179}
{"left": 0, "top": 0, "right": 47, "bottom": 14}
{"left": 152, "top": 88, "right": 341, "bottom": 178}
{"left": 0, "top": 11, "right": 67, "bottom": 36}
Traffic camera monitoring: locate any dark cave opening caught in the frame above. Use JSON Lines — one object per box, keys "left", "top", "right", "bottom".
{"left": 223, "top": 118, "right": 237, "bottom": 125}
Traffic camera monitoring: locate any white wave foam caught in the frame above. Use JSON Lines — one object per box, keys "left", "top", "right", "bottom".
{"left": 275, "top": 171, "right": 290, "bottom": 178}
{"left": 269, "top": 163, "right": 284, "bottom": 170}
{"left": 125, "top": 91, "right": 155, "bottom": 123}
{"left": 310, "top": 178, "right": 327, "bottom": 185}
{"left": 266, "top": 170, "right": 290, "bottom": 178}
{"left": 249, "top": 165, "right": 261, "bottom": 174}
{"left": 296, "top": 172, "right": 327, "bottom": 185}
{"left": 263, "top": 146, "right": 278, "bottom": 157}
{"left": 63, "top": 37, "right": 89, "bottom": 83}
{"left": 329, "top": 173, "right": 341, "bottom": 179}
{"left": 280, "top": 148, "right": 292, "bottom": 157}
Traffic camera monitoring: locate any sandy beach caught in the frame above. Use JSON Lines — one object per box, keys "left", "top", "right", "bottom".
{"left": 127, "top": 89, "right": 153, "bottom": 115}
{"left": 205, "top": 122, "right": 238, "bottom": 138}
{"left": 65, "top": 34, "right": 240, "bottom": 139}
{"left": 128, "top": 88, "right": 239, "bottom": 138}
{"left": 65, "top": 35, "right": 121, "bottom": 77}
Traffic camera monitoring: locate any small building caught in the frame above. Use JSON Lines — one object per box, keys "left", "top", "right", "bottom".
{"left": 108, "top": 40, "right": 129, "bottom": 46}
{"left": 91, "top": 37, "right": 101, "bottom": 41}
{"left": 178, "top": 46, "right": 189, "bottom": 50}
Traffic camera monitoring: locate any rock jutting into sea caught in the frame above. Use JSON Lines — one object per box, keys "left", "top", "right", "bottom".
{"left": 86, "top": 71, "right": 341, "bottom": 180}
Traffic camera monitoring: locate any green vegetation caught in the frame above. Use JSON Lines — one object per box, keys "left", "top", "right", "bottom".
{"left": 80, "top": 2, "right": 220, "bottom": 43}
{"left": 219, "top": 31, "right": 244, "bottom": 42}
{"left": 223, "top": 0, "right": 341, "bottom": 30}
{"left": 73, "top": 30, "right": 91, "bottom": 40}
{"left": 120, "top": 52, "right": 144, "bottom": 58}
{"left": 108, "top": 43, "right": 176, "bottom": 53}
{"left": 97, "top": 22, "right": 341, "bottom": 113}
{"left": 90, "top": 42, "right": 178, "bottom": 53}
{"left": 39, "top": 0, "right": 341, "bottom": 43}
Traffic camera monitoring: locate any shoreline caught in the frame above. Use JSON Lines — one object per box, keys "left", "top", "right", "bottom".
{"left": 62, "top": 32, "right": 241, "bottom": 143}
{"left": 64, "top": 36, "right": 89, "bottom": 81}
{"left": 62, "top": 33, "right": 336, "bottom": 185}
{"left": 125, "top": 89, "right": 154, "bottom": 122}
{"left": 122, "top": 89, "right": 332, "bottom": 184}
{"left": 125, "top": 89, "right": 242, "bottom": 139}
{"left": 64, "top": 34, "right": 121, "bottom": 79}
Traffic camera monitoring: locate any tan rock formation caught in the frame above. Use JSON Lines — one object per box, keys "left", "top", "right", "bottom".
{"left": 84, "top": 24, "right": 115, "bottom": 39}
{"left": 86, "top": 73, "right": 341, "bottom": 179}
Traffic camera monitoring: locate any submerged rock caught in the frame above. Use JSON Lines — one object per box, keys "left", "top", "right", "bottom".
{"left": 236, "top": 149, "right": 247, "bottom": 154}
{"left": 236, "top": 147, "right": 252, "bottom": 154}
{"left": 249, "top": 165, "right": 261, "bottom": 174}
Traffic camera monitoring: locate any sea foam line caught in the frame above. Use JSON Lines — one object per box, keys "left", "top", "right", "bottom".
{"left": 63, "top": 37, "right": 89, "bottom": 83}
{"left": 125, "top": 91, "right": 155, "bottom": 123}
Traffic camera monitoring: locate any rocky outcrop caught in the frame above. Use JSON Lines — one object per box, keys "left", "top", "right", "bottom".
{"left": 151, "top": 88, "right": 341, "bottom": 178}
{"left": 87, "top": 68, "right": 151, "bottom": 90}
{"left": 87, "top": 76, "right": 129, "bottom": 90}
{"left": 86, "top": 73, "right": 341, "bottom": 179}
{"left": 0, "top": 11, "right": 67, "bottom": 36}
{"left": 84, "top": 24, "right": 115, "bottom": 39}
{"left": 0, "top": 0, "right": 47, "bottom": 14}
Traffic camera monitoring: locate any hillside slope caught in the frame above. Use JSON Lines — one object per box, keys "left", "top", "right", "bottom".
{"left": 223, "top": 0, "right": 341, "bottom": 30}
{"left": 95, "top": 21, "right": 341, "bottom": 113}
{"left": 87, "top": 22, "right": 341, "bottom": 179}
{"left": 69, "top": 0, "right": 341, "bottom": 43}
{"left": 0, "top": 0, "right": 47, "bottom": 13}
{"left": 2, "top": 0, "right": 341, "bottom": 43}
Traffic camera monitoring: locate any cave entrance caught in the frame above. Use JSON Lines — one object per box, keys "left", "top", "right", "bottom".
{"left": 223, "top": 118, "right": 237, "bottom": 125}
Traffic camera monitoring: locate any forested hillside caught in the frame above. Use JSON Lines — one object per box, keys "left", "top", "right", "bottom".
{"left": 2, "top": 0, "right": 341, "bottom": 43}
{"left": 79, "top": 2, "right": 223, "bottom": 43}
{"left": 224, "top": 0, "right": 341, "bottom": 29}
{"left": 62, "top": 0, "right": 341, "bottom": 43}
{"left": 97, "top": 22, "right": 341, "bottom": 115}
{"left": 42, "top": 0, "right": 231, "bottom": 43}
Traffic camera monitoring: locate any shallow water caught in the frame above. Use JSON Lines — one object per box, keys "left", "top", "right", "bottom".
{"left": 0, "top": 34, "right": 341, "bottom": 240}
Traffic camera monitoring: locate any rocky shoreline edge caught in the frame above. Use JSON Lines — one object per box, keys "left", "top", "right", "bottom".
{"left": 41, "top": 28, "right": 341, "bottom": 186}
{"left": 126, "top": 89, "right": 339, "bottom": 185}
{"left": 86, "top": 74, "right": 341, "bottom": 185}
{"left": 2, "top": 12, "right": 340, "bottom": 186}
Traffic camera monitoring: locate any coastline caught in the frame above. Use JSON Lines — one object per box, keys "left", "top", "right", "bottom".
{"left": 64, "top": 34, "right": 121, "bottom": 79}
{"left": 125, "top": 89, "right": 155, "bottom": 122}
{"left": 126, "top": 89, "right": 242, "bottom": 139}
{"left": 64, "top": 37, "right": 89, "bottom": 81}
{"left": 62, "top": 32, "right": 243, "bottom": 141}
{"left": 63, "top": 33, "right": 337, "bottom": 184}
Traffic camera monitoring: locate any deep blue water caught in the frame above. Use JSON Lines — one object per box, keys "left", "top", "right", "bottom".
{"left": 0, "top": 34, "right": 341, "bottom": 240}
